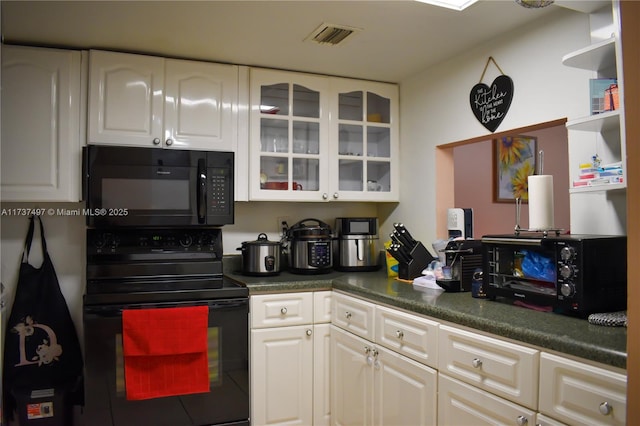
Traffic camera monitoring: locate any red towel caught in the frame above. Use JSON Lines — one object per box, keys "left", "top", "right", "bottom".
{"left": 122, "top": 306, "right": 210, "bottom": 400}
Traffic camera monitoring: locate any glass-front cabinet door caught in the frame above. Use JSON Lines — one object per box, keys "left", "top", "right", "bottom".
{"left": 330, "top": 78, "right": 399, "bottom": 201}
{"left": 250, "top": 68, "right": 330, "bottom": 201}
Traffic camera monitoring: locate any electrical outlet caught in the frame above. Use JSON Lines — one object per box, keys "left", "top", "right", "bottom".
{"left": 276, "top": 216, "right": 291, "bottom": 236}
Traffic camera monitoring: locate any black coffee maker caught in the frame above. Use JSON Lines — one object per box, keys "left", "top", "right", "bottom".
{"left": 436, "top": 239, "right": 482, "bottom": 292}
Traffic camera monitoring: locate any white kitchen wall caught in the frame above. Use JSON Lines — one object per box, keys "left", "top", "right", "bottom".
{"left": 391, "top": 7, "right": 612, "bottom": 246}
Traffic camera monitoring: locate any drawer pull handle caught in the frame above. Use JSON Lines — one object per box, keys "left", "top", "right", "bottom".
{"left": 516, "top": 415, "right": 528, "bottom": 426}
{"left": 599, "top": 401, "right": 612, "bottom": 416}
{"left": 152, "top": 138, "right": 161, "bottom": 145}
{"left": 280, "top": 307, "right": 287, "bottom": 315}
{"left": 306, "top": 329, "right": 312, "bottom": 336}
{"left": 345, "top": 311, "right": 352, "bottom": 320}
{"left": 396, "top": 330, "right": 404, "bottom": 339}
{"left": 472, "top": 358, "right": 482, "bottom": 368}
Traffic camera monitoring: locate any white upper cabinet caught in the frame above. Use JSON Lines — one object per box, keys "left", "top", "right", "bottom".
{"left": 88, "top": 50, "right": 238, "bottom": 151}
{"left": 1, "top": 45, "right": 84, "bottom": 202}
{"left": 329, "top": 78, "right": 399, "bottom": 202}
{"left": 249, "top": 68, "right": 330, "bottom": 201}
{"left": 249, "top": 68, "right": 399, "bottom": 202}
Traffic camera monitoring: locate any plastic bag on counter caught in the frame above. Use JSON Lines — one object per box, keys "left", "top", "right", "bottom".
{"left": 521, "top": 250, "right": 556, "bottom": 282}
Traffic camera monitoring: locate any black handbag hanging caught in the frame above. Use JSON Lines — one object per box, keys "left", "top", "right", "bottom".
{"left": 2, "top": 215, "right": 84, "bottom": 422}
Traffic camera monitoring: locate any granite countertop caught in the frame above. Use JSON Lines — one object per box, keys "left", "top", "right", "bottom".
{"left": 224, "top": 257, "right": 627, "bottom": 369}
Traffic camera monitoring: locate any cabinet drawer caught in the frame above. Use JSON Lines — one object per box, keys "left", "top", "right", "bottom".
{"left": 251, "top": 292, "right": 313, "bottom": 328}
{"left": 375, "top": 305, "right": 439, "bottom": 368}
{"left": 332, "top": 292, "right": 375, "bottom": 341}
{"left": 539, "top": 352, "right": 626, "bottom": 426}
{"left": 314, "top": 290, "right": 332, "bottom": 324}
{"left": 438, "top": 374, "right": 535, "bottom": 426}
{"left": 438, "top": 324, "right": 539, "bottom": 409}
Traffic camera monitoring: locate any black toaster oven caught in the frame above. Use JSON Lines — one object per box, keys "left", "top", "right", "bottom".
{"left": 481, "top": 233, "right": 627, "bottom": 316}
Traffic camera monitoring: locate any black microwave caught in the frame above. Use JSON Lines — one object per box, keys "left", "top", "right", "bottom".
{"left": 481, "top": 233, "right": 627, "bottom": 316}
{"left": 83, "top": 145, "right": 234, "bottom": 227}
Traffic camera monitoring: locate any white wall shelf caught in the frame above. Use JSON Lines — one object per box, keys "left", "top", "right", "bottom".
{"left": 562, "top": 37, "right": 616, "bottom": 73}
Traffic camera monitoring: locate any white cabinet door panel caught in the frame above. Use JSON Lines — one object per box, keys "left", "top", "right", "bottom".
{"left": 539, "top": 352, "right": 626, "bottom": 426}
{"left": 1, "top": 45, "right": 82, "bottom": 201}
{"left": 164, "top": 59, "right": 238, "bottom": 151}
{"left": 332, "top": 292, "right": 375, "bottom": 341}
{"left": 331, "top": 325, "right": 372, "bottom": 426}
{"left": 438, "top": 374, "right": 535, "bottom": 426}
{"left": 251, "top": 326, "right": 313, "bottom": 425}
{"left": 375, "top": 305, "right": 439, "bottom": 368}
{"left": 250, "top": 292, "right": 314, "bottom": 329}
{"left": 374, "top": 347, "right": 437, "bottom": 426}
{"left": 439, "top": 324, "right": 539, "bottom": 409}
{"left": 89, "top": 50, "right": 164, "bottom": 147}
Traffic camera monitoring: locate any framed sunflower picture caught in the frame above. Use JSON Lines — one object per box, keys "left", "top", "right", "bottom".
{"left": 493, "top": 135, "right": 537, "bottom": 203}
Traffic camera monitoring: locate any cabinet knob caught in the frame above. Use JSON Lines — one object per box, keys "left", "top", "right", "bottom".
{"left": 322, "top": 193, "right": 329, "bottom": 200}
{"left": 516, "top": 415, "right": 528, "bottom": 426}
{"left": 472, "top": 358, "right": 482, "bottom": 368}
{"left": 345, "top": 311, "right": 352, "bottom": 320}
{"left": 599, "top": 401, "right": 612, "bottom": 416}
{"left": 333, "top": 192, "right": 339, "bottom": 199}
{"left": 152, "top": 138, "right": 161, "bottom": 145}
{"left": 306, "top": 329, "right": 312, "bottom": 336}
{"left": 396, "top": 330, "right": 404, "bottom": 339}
{"left": 364, "top": 346, "right": 371, "bottom": 355}
{"left": 280, "top": 307, "right": 287, "bottom": 315}
{"left": 165, "top": 138, "right": 173, "bottom": 146}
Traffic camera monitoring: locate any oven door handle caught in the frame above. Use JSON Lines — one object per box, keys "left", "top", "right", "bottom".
{"left": 481, "top": 237, "right": 543, "bottom": 246}
{"left": 84, "top": 298, "right": 248, "bottom": 317}
{"left": 197, "top": 158, "right": 207, "bottom": 224}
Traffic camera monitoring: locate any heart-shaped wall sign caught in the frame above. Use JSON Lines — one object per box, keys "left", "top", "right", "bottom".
{"left": 469, "top": 75, "right": 514, "bottom": 133}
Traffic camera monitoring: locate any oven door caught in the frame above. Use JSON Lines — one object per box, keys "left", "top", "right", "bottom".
{"left": 81, "top": 298, "right": 249, "bottom": 426}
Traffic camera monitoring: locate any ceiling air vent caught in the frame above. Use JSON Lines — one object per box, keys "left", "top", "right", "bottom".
{"left": 305, "top": 23, "right": 361, "bottom": 46}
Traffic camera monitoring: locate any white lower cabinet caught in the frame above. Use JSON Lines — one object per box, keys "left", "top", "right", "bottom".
{"left": 438, "top": 324, "right": 539, "bottom": 410}
{"left": 331, "top": 325, "right": 437, "bottom": 426}
{"left": 252, "top": 325, "right": 314, "bottom": 424}
{"left": 538, "top": 352, "right": 626, "bottom": 426}
{"left": 250, "top": 291, "right": 331, "bottom": 425}
{"left": 252, "top": 290, "right": 627, "bottom": 426}
{"left": 438, "top": 374, "right": 536, "bottom": 426}
{"left": 331, "top": 292, "right": 437, "bottom": 425}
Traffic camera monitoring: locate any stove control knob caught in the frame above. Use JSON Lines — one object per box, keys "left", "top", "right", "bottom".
{"left": 559, "top": 264, "right": 574, "bottom": 279}
{"left": 560, "top": 246, "right": 575, "bottom": 262}
{"left": 94, "top": 234, "right": 107, "bottom": 248}
{"left": 560, "top": 282, "right": 575, "bottom": 297}
{"left": 180, "top": 234, "right": 193, "bottom": 248}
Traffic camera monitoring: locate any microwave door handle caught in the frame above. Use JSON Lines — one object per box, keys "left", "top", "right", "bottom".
{"left": 197, "top": 159, "right": 207, "bottom": 224}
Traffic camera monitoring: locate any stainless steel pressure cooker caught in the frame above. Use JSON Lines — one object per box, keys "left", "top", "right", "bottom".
{"left": 237, "top": 233, "right": 282, "bottom": 276}
{"left": 286, "top": 218, "right": 333, "bottom": 274}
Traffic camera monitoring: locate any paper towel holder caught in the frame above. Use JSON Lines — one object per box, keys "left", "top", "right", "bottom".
{"left": 513, "top": 196, "right": 563, "bottom": 237}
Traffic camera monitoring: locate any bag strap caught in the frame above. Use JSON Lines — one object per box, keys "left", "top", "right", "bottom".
{"left": 22, "top": 215, "right": 48, "bottom": 263}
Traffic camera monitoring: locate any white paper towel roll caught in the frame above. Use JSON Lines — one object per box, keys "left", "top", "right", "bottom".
{"left": 528, "top": 175, "right": 554, "bottom": 230}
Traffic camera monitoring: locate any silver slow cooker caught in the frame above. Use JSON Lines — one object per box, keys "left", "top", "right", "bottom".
{"left": 286, "top": 218, "right": 333, "bottom": 274}
{"left": 237, "top": 233, "right": 282, "bottom": 276}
